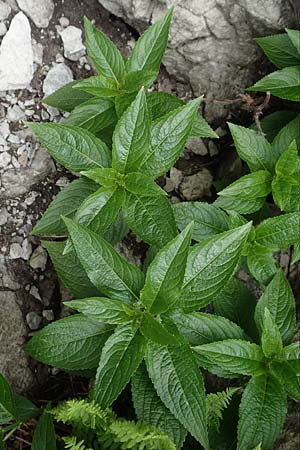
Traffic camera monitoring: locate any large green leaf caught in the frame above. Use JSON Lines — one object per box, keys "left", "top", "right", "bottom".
{"left": 28, "top": 123, "right": 111, "bottom": 172}
{"left": 193, "top": 340, "right": 264, "bottom": 378}
{"left": 261, "top": 309, "right": 283, "bottom": 358}
{"left": 84, "top": 16, "right": 125, "bottom": 82}
{"left": 173, "top": 202, "right": 229, "bottom": 242}
{"left": 63, "top": 98, "right": 117, "bottom": 134}
{"left": 286, "top": 29, "right": 300, "bottom": 55}
{"left": 215, "top": 196, "right": 267, "bottom": 216}
{"left": 122, "top": 70, "right": 157, "bottom": 92}
{"left": 123, "top": 173, "right": 177, "bottom": 248}
{"left": 32, "top": 409, "right": 56, "bottom": 450}
{"left": 13, "top": 394, "right": 39, "bottom": 422}
{"left": 272, "top": 114, "right": 300, "bottom": 157}
{"left": 247, "top": 66, "right": 300, "bottom": 101}
{"left": 43, "top": 240, "right": 100, "bottom": 299}
{"left": 132, "top": 363, "right": 187, "bottom": 450}
{"left": 92, "top": 322, "right": 146, "bottom": 407}
{"left": 140, "top": 313, "right": 179, "bottom": 346}
{"left": 275, "top": 140, "right": 298, "bottom": 176}
{"left": 42, "top": 80, "right": 93, "bottom": 112}
{"left": 65, "top": 297, "right": 135, "bottom": 324}
{"left": 141, "top": 98, "right": 202, "bottom": 179}
{"left": 256, "top": 33, "right": 300, "bottom": 68}
{"left": 32, "top": 178, "right": 97, "bottom": 236}
{"left": 0, "top": 375, "right": 16, "bottom": 425}
{"left": 180, "top": 223, "right": 252, "bottom": 311}
{"left": 126, "top": 8, "right": 173, "bottom": 75}
{"left": 272, "top": 342, "right": 300, "bottom": 400}
{"left": 112, "top": 88, "right": 150, "bottom": 174}
{"left": 246, "top": 243, "right": 278, "bottom": 285}
{"left": 146, "top": 339, "right": 209, "bottom": 449}
{"left": 170, "top": 311, "right": 248, "bottom": 346}
{"left": 140, "top": 223, "right": 193, "bottom": 314}
{"left": 74, "top": 186, "right": 124, "bottom": 235}
{"left": 255, "top": 212, "right": 300, "bottom": 251}
{"left": 26, "top": 314, "right": 112, "bottom": 371}
{"left": 237, "top": 374, "right": 287, "bottom": 450}
{"left": 254, "top": 270, "right": 296, "bottom": 345}
{"left": 73, "top": 75, "right": 119, "bottom": 97}
{"left": 228, "top": 123, "right": 276, "bottom": 173}
{"left": 64, "top": 217, "right": 144, "bottom": 302}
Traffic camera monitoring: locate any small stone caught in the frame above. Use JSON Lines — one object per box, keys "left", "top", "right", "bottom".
{"left": 22, "top": 238, "right": 32, "bottom": 260}
{"left": 6, "top": 105, "right": 25, "bottom": 122}
{"left": 0, "top": 21, "right": 7, "bottom": 36}
{"left": 59, "top": 25, "right": 86, "bottom": 61}
{"left": 164, "top": 177, "right": 175, "bottom": 193}
{"left": 16, "top": 0, "right": 54, "bottom": 28}
{"left": 0, "top": 122, "right": 10, "bottom": 139}
{"left": 42, "top": 309, "right": 54, "bottom": 321}
{"left": 186, "top": 137, "right": 208, "bottom": 156}
{"left": 9, "top": 242, "right": 22, "bottom": 259}
{"left": 0, "top": 1, "right": 11, "bottom": 20}
{"left": 43, "top": 63, "right": 73, "bottom": 97}
{"left": 0, "top": 207, "right": 9, "bottom": 225}
{"left": 26, "top": 311, "right": 42, "bottom": 330}
{"left": 29, "top": 245, "right": 47, "bottom": 270}
{"left": 7, "top": 133, "right": 20, "bottom": 143}
{"left": 32, "top": 40, "right": 43, "bottom": 66}
{"left": 24, "top": 190, "right": 38, "bottom": 205}
{"left": 180, "top": 169, "right": 213, "bottom": 201}
{"left": 59, "top": 16, "right": 70, "bottom": 28}
{"left": 29, "top": 285, "right": 41, "bottom": 301}
{"left": 169, "top": 167, "right": 183, "bottom": 190}
{"left": 208, "top": 141, "right": 219, "bottom": 156}
{"left": 0, "top": 152, "right": 11, "bottom": 168}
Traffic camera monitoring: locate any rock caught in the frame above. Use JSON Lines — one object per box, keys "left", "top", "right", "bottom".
{"left": 0, "top": 291, "right": 35, "bottom": 393}
{"left": 16, "top": 0, "right": 54, "bottom": 28}
{"left": 0, "top": 207, "right": 9, "bottom": 225}
{"left": 59, "top": 25, "right": 86, "bottom": 61}
{"left": 98, "top": 0, "right": 295, "bottom": 119}
{"left": 179, "top": 169, "right": 213, "bottom": 200}
{"left": 0, "top": 12, "right": 33, "bottom": 91}
{"left": 26, "top": 311, "right": 42, "bottom": 330}
{"left": 0, "top": 151, "right": 11, "bottom": 168}
{"left": 0, "top": 21, "right": 7, "bottom": 36}
{"left": 29, "top": 245, "right": 47, "bottom": 270}
{"left": 29, "top": 285, "right": 41, "bottom": 301}
{"left": 0, "top": 122, "right": 10, "bottom": 139}
{"left": 59, "top": 16, "right": 70, "bottom": 28}
{"left": 43, "top": 63, "right": 73, "bottom": 97}
{"left": 169, "top": 167, "right": 183, "bottom": 190}
{"left": 186, "top": 137, "right": 208, "bottom": 156}
{"left": 9, "top": 239, "right": 32, "bottom": 260}
{"left": 42, "top": 309, "right": 54, "bottom": 321}
{"left": 6, "top": 104, "right": 25, "bottom": 122}
{"left": 0, "top": 1, "right": 11, "bottom": 20}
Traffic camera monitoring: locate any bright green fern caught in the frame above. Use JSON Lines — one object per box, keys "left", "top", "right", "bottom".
{"left": 63, "top": 436, "right": 92, "bottom": 450}
{"left": 207, "top": 387, "right": 239, "bottom": 432}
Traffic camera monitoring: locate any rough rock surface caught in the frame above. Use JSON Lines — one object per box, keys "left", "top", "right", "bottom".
{"left": 97, "top": 0, "right": 297, "bottom": 119}
{"left": 59, "top": 25, "right": 86, "bottom": 61}
{"left": 0, "top": 11, "right": 33, "bottom": 90}
{"left": 42, "top": 63, "right": 73, "bottom": 96}
{"left": 16, "top": 0, "right": 54, "bottom": 28}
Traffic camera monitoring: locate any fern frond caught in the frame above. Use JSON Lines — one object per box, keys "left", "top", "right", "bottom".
{"left": 62, "top": 436, "right": 92, "bottom": 450}
{"left": 207, "top": 387, "right": 239, "bottom": 432}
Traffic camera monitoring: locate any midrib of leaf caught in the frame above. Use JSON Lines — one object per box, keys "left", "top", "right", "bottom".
{"left": 92, "top": 36, "right": 119, "bottom": 84}
{"left": 55, "top": 135, "right": 104, "bottom": 168}
{"left": 42, "top": 326, "right": 113, "bottom": 346}
{"left": 247, "top": 376, "right": 267, "bottom": 447}
{"left": 120, "top": 95, "right": 143, "bottom": 173}
{"left": 72, "top": 105, "right": 114, "bottom": 128}
{"left": 132, "top": 21, "right": 167, "bottom": 72}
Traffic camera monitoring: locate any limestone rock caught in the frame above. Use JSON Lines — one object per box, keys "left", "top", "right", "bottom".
{"left": 0, "top": 22, "right": 7, "bottom": 36}
{"left": 179, "top": 169, "right": 213, "bottom": 200}
{"left": 0, "top": 1, "right": 11, "bottom": 21}
{"left": 98, "top": 0, "right": 296, "bottom": 119}
{"left": 16, "top": 0, "right": 54, "bottom": 28}
{"left": 43, "top": 63, "right": 73, "bottom": 97}
{"left": 0, "top": 291, "right": 34, "bottom": 393}
{"left": 59, "top": 25, "right": 86, "bottom": 61}
{"left": 29, "top": 245, "right": 47, "bottom": 270}
{"left": 0, "top": 12, "right": 33, "bottom": 91}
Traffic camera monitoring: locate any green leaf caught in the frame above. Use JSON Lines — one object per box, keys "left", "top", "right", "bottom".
{"left": 63, "top": 98, "right": 117, "bottom": 134}
{"left": 0, "top": 374, "right": 16, "bottom": 425}
{"left": 216, "top": 171, "right": 272, "bottom": 214}
{"left": 247, "top": 66, "right": 300, "bottom": 101}
{"left": 272, "top": 175, "right": 295, "bottom": 211}
{"left": 102, "top": 210, "right": 129, "bottom": 245}
{"left": 246, "top": 243, "right": 278, "bottom": 285}
{"left": 255, "top": 212, "right": 300, "bottom": 250}
{"left": 92, "top": 322, "right": 146, "bottom": 407}
{"left": 193, "top": 340, "right": 264, "bottom": 377}
{"left": 170, "top": 311, "right": 249, "bottom": 346}
{"left": 173, "top": 202, "right": 229, "bottom": 242}
{"left": 275, "top": 140, "right": 298, "bottom": 175}
{"left": 140, "top": 313, "right": 179, "bottom": 346}
{"left": 84, "top": 16, "right": 125, "bottom": 82}
{"left": 286, "top": 28, "right": 300, "bottom": 55}
{"left": 132, "top": 363, "right": 187, "bottom": 450}
{"left": 81, "top": 167, "right": 118, "bottom": 187}
{"left": 141, "top": 98, "right": 202, "bottom": 179}
{"left": 28, "top": 123, "right": 111, "bottom": 172}
{"left": 112, "top": 88, "right": 150, "bottom": 174}
{"left": 74, "top": 186, "right": 124, "bottom": 235}
{"left": 254, "top": 270, "right": 296, "bottom": 345}
{"left": 115, "top": 91, "right": 137, "bottom": 117}
{"left": 122, "top": 70, "right": 157, "bottom": 92}
{"left": 32, "top": 177, "right": 97, "bottom": 236}
{"left": 256, "top": 34, "right": 300, "bottom": 68}
{"left": 140, "top": 223, "right": 193, "bottom": 314}
{"left": 14, "top": 394, "right": 39, "bottom": 422}
{"left": 43, "top": 240, "right": 100, "bottom": 299}
{"left": 65, "top": 297, "right": 135, "bottom": 324}
{"left": 42, "top": 80, "right": 93, "bottom": 112}
{"left": 180, "top": 223, "right": 252, "bottom": 311}
{"left": 73, "top": 75, "right": 119, "bottom": 97}
{"left": 191, "top": 115, "right": 219, "bottom": 139}
{"left": 146, "top": 339, "right": 209, "bottom": 449}
{"left": 63, "top": 217, "right": 144, "bottom": 302}
{"left": 0, "top": 432, "right": 5, "bottom": 450}
{"left": 228, "top": 123, "right": 276, "bottom": 173}
{"left": 237, "top": 374, "right": 287, "bottom": 450}
{"left": 32, "top": 409, "right": 56, "bottom": 450}
{"left": 272, "top": 114, "right": 300, "bottom": 157}
{"left": 123, "top": 173, "right": 177, "bottom": 248}
{"left": 26, "top": 314, "right": 112, "bottom": 371}
{"left": 261, "top": 308, "right": 283, "bottom": 357}
{"left": 272, "top": 343, "right": 300, "bottom": 400}
{"left": 126, "top": 7, "right": 173, "bottom": 75}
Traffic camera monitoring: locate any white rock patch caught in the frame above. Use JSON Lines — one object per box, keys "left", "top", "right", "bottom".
{"left": 16, "top": 0, "right": 54, "bottom": 28}
{"left": 59, "top": 25, "right": 86, "bottom": 61}
{"left": 43, "top": 63, "right": 73, "bottom": 97}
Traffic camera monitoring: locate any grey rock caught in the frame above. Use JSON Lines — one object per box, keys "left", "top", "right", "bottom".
{"left": 0, "top": 291, "right": 34, "bottom": 393}
{"left": 6, "top": 104, "right": 25, "bottom": 122}
{"left": 0, "top": 1, "right": 11, "bottom": 20}
{"left": 98, "top": 0, "right": 296, "bottom": 119}
{"left": 42, "top": 309, "right": 54, "bottom": 321}
{"left": 0, "top": 256, "right": 21, "bottom": 290}
{"left": 16, "top": 0, "right": 54, "bottom": 28}
{"left": 0, "top": 12, "right": 33, "bottom": 91}
{"left": 59, "top": 25, "right": 85, "bottom": 61}
{"left": 26, "top": 311, "right": 42, "bottom": 330}
{"left": 0, "top": 206, "right": 9, "bottom": 225}
{"left": 169, "top": 166, "right": 183, "bottom": 190}
{"left": 29, "top": 245, "right": 47, "bottom": 270}
{"left": 0, "top": 151, "right": 11, "bottom": 168}
{"left": 43, "top": 63, "right": 73, "bottom": 97}
{"left": 59, "top": 16, "right": 70, "bottom": 28}
{"left": 186, "top": 137, "right": 208, "bottom": 156}
{"left": 180, "top": 169, "right": 213, "bottom": 200}
{"left": 0, "top": 122, "right": 10, "bottom": 139}
{"left": 29, "top": 285, "right": 41, "bottom": 301}
{"left": 0, "top": 21, "right": 7, "bottom": 36}
{"left": 9, "top": 238, "right": 32, "bottom": 260}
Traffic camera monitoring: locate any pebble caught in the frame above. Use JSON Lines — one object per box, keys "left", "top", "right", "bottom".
{"left": 26, "top": 311, "right": 42, "bottom": 330}
{"left": 43, "top": 63, "right": 73, "bottom": 97}
{"left": 186, "top": 137, "right": 208, "bottom": 156}
{"left": 42, "top": 309, "right": 54, "bottom": 321}
{"left": 0, "top": 122, "right": 10, "bottom": 139}
{"left": 0, "top": 152, "right": 11, "bottom": 168}
{"left": 29, "top": 245, "right": 47, "bottom": 270}
{"left": 9, "top": 238, "right": 32, "bottom": 260}
{"left": 0, "top": 207, "right": 9, "bottom": 225}
{"left": 0, "top": 1, "right": 11, "bottom": 21}
{"left": 169, "top": 167, "right": 184, "bottom": 190}
{"left": 0, "top": 21, "right": 7, "bottom": 36}
{"left": 16, "top": 0, "right": 54, "bottom": 28}
{"left": 6, "top": 105, "right": 25, "bottom": 122}
{"left": 59, "top": 16, "right": 70, "bottom": 28}
{"left": 180, "top": 169, "right": 213, "bottom": 200}
{"left": 59, "top": 25, "right": 86, "bottom": 61}
{"left": 29, "top": 285, "right": 41, "bottom": 301}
